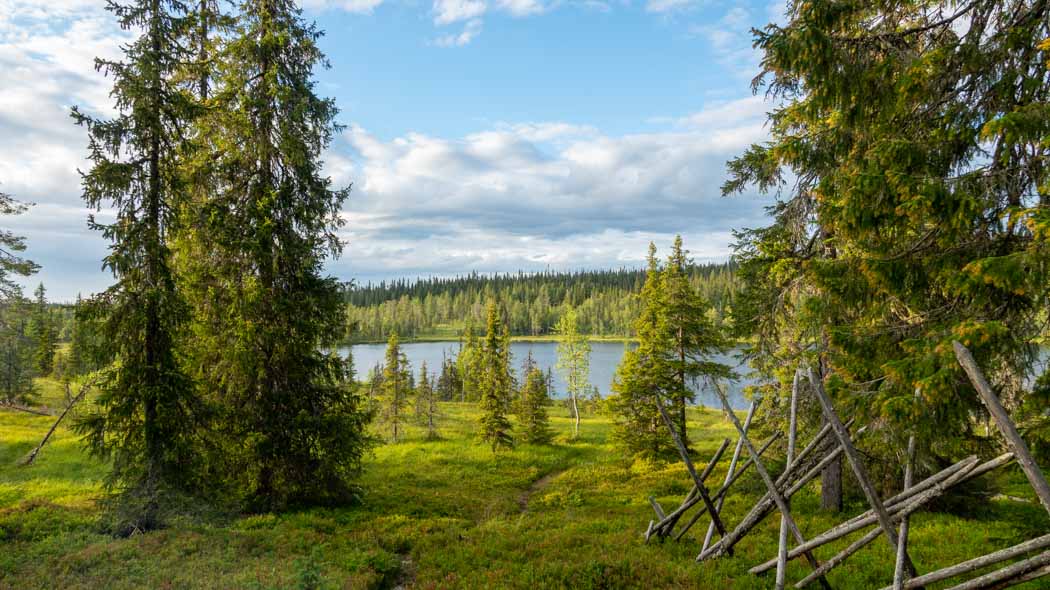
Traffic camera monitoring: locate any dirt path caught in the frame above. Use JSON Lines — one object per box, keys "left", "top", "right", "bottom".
{"left": 518, "top": 469, "right": 565, "bottom": 513}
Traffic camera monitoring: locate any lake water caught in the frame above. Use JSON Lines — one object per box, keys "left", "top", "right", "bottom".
{"left": 339, "top": 342, "right": 1050, "bottom": 412}
{"left": 338, "top": 340, "right": 753, "bottom": 410}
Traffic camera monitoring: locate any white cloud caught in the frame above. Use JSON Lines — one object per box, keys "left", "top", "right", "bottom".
{"left": 496, "top": 0, "right": 548, "bottom": 17}
{"left": 300, "top": 0, "right": 386, "bottom": 14}
{"left": 433, "top": 0, "right": 487, "bottom": 25}
{"left": 432, "top": 18, "right": 483, "bottom": 46}
{"left": 645, "top": 0, "right": 691, "bottom": 14}
{"left": 333, "top": 98, "right": 772, "bottom": 280}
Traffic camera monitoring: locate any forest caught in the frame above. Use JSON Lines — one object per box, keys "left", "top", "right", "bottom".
{"left": 343, "top": 265, "right": 738, "bottom": 341}
{"left": 1, "top": 1, "right": 1049, "bottom": 589}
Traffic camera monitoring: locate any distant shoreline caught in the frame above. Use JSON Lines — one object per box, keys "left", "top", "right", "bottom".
{"left": 342, "top": 335, "right": 639, "bottom": 346}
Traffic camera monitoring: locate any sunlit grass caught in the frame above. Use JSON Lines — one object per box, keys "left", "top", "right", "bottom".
{"left": 0, "top": 378, "right": 1046, "bottom": 588}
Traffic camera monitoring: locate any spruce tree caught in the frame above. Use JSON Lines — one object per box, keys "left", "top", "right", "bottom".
{"left": 416, "top": 362, "right": 441, "bottom": 440}
{"left": 29, "top": 283, "right": 56, "bottom": 376}
{"left": 180, "top": 0, "right": 373, "bottom": 509}
{"left": 0, "top": 187, "right": 39, "bottom": 299}
{"left": 519, "top": 366, "right": 553, "bottom": 445}
{"left": 477, "top": 302, "right": 513, "bottom": 451}
{"left": 0, "top": 298, "right": 36, "bottom": 405}
{"left": 72, "top": 0, "right": 204, "bottom": 530}
{"left": 381, "top": 333, "right": 411, "bottom": 442}
{"left": 725, "top": 0, "right": 1050, "bottom": 476}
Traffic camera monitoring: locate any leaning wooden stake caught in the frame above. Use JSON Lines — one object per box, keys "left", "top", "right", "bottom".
{"left": 944, "top": 551, "right": 1050, "bottom": 590}
{"left": 677, "top": 430, "right": 779, "bottom": 542}
{"left": 893, "top": 390, "right": 919, "bottom": 590}
{"left": 953, "top": 341, "right": 1050, "bottom": 518}
{"left": 776, "top": 369, "right": 801, "bottom": 589}
{"left": 22, "top": 378, "right": 97, "bottom": 466}
{"left": 711, "top": 380, "right": 833, "bottom": 590}
{"left": 648, "top": 437, "right": 730, "bottom": 540}
{"left": 654, "top": 396, "right": 733, "bottom": 552}
{"left": 876, "top": 534, "right": 1050, "bottom": 590}
{"left": 701, "top": 399, "right": 759, "bottom": 551}
{"left": 806, "top": 367, "right": 918, "bottom": 578}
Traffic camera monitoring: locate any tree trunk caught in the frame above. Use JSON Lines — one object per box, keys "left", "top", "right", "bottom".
{"left": 571, "top": 393, "right": 580, "bottom": 439}
{"left": 820, "top": 441, "right": 843, "bottom": 512}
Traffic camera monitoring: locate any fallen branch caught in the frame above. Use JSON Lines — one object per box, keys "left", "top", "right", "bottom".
{"left": 21, "top": 378, "right": 97, "bottom": 466}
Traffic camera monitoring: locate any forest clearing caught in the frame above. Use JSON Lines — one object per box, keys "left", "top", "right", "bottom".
{"left": 1, "top": 377, "right": 1047, "bottom": 589}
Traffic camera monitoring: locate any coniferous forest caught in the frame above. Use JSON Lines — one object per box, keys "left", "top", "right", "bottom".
{"left": 1, "top": 1, "right": 1049, "bottom": 589}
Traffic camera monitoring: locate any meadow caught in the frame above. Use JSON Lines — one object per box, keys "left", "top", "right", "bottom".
{"left": 0, "top": 378, "right": 1046, "bottom": 589}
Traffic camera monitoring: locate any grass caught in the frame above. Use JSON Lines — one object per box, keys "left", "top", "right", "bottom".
{"left": 1, "top": 378, "right": 1048, "bottom": 589}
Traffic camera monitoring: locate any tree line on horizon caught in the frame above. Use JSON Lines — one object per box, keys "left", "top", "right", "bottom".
{"left": 344, "top": 265, "right": 739, "bottom": 342}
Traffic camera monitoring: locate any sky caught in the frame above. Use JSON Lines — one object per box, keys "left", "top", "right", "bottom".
{"left": 0, "top": 0, "right": 785, "bottom": 301}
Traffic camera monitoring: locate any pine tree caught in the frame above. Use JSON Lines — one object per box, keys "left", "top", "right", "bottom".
{"left": 519, "top": 366, "right": 553, "bottom": 445}
{"left": 457, "top": 323, "right": 481, "bottom": 402}
{"left": 72, "top": 0, "right": 204, "bottom": 531}
{"left": 477, "top": 302, "right": 513, "bottom": 451}
{"left": 179, "top": 0, "right": 374, "bottom": 510}
{"left": 436, "top": 351, "right": 461, "bottom": 401}
{"left": 29, "top": 283, "right": 56, "bottom": 376}
{"left": 555, "top": 308, "right": 590, "bottom": 439}
{"left": 381, "top": 333, "right": 411, "bottom": 442}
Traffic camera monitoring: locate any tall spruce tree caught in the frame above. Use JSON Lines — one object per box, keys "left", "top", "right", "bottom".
{"left": 610, "top": 240, "right": 729, "bottom": 457}
{"left": 72, "top": 0, "right": 206, "bottom": 531}
{"left": 554, "top": 308, "right": 590, "bottom": 439}
{"left": 29, "top": 283, "right": 56, "bottom": 376}
{"left": 726, "top": 0, "right": 1050, "bottom": 493}
{"left": 183, "top": 0, "right": 373, "bottom": 510}
{"left": 381, "top": 333, "right": 411, "bottom": 442}
{"left": 477, "top": 302, "right": 514, "bottom": 451}
{"left": 0, "top": 297, "right": 36, "bottom": 405}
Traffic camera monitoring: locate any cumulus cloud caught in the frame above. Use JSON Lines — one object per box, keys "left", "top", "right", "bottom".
{"left": 299, "top": 0, "right": 386, "bottom": 14}
{"left": 433, "top": 0, "right": 487, "bottom": 25}
{"left": 332, "top": 95, "right": 773, "bottom": 281}
{"left": 432, "top": 18, "right": 483, "bottom": 47}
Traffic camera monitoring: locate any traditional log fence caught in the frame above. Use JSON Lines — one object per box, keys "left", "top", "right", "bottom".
{"left": 641, "top": 342, "right": 1050, "bottom": 590}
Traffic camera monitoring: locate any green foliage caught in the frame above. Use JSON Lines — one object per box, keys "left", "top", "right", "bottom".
{"left": 345, "top": 266, "right": 738, "bottom": 342}
{"left": 726, "top": 0, "right": 1050, "bottom": 459}
{"left": 0, "top": 297, "right": 37, "bottom": 405}
{"left": 0, "top": 187, "right": 39, "bottom": 300}
{"left": 477, "top": 302, "right": 514, "bottom": 451}
{"left": 29, "top": 284, "right": 56, "bottom": 377}
{"left": 175, "top": 0, "right": 375, "bottom": 512}
{"left": 71, "top": 0, "right": 206, "bottom": 532}
{"left": 3, "top": 390, "right": 1046, "bottom": 589}
{"left": 416, "top": 362, "right": 441, "bottom": 440}
{"left": 380, "top": 333, "right": 412, "bottom": 442}
{"left": 519, "top": 366, "right": 553, "bottom": 445}
{"left": 611, "top": 239, "right": 730, "bottom": 458}
{"left": 555, "top": 308, "right": 590, "bottom": 439}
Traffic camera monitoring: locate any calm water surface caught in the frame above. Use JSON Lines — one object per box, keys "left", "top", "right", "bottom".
{"left": 339, "top": 340, "right": 753, "bottom": 410}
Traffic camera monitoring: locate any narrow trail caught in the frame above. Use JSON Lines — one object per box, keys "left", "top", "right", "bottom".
{"left": 518, "top": 469, "right": 566, "bottom": 513}
{"left": 391, "top": 553, "right": 415, "bottom": 590}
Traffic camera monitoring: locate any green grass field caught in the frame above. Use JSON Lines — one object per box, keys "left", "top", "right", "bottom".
{"left": 1, "top": 378, "right": 1047, "bottom": 589}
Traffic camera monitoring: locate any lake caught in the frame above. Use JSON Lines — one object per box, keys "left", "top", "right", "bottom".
{"left": 339, "top": 340, "right": 754, "bottom": 410}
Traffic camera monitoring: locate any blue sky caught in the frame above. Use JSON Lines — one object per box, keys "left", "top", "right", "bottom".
{"left": 0, "top": 0, "right": 784, "bottom": 300}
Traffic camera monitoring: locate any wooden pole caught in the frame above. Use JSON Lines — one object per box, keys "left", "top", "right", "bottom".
{"left": 701, "top": 399, "right": 759, "bottom": 552}
{"left": 654, "top": 396, "right": 733, "bottom": 552}
{"left": 776, "top": 369, "right": 802, "bottom": 589}
{"left": 953, "top": 341, "right": 1050, "bottom": 518}
{"left": 755, "top": 457, "right": 980, "bottom": 576}
{"left": 944, "top": 551, "right": 1050, "bottom": 590}
{"left": 876, "top": 534, "right": 1050, "bottom": 590}
{"left": 676, "top": 430, "right": 779, "bottom": 542}
{"left": 648, "top": 437, "right": 730, "bottom": 540}
{"left": 894, "top": 390, "right": 919, "bottom": 590}
{"left": 806, "top": 367, "right": 917, "bottom": 578}
{"left": 702, "top": 428, "right": 849, "bottom": 560}
{"left": 711, "top": 380, "right": 833, "bottom": 590}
